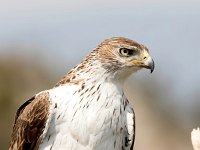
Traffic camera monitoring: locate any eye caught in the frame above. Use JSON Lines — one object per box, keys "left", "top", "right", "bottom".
{"left": 119, "top": 48, "right": 138, "bottom": 57}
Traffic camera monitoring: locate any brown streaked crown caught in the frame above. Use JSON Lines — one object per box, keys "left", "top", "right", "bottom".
{"left": 56, "top": 37, "right": 150, "bottom": 86}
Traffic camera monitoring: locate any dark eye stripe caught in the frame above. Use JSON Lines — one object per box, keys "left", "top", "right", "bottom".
{"left": 119, "top": 48, "right": 139, "bottom": 56}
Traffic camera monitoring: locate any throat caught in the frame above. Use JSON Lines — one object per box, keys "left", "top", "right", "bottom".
{"left": 56, "top": 59, "right": 128, "bottom": 88}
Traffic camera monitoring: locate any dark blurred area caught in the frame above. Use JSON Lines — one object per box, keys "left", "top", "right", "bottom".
{"left": 0, "top": 53, "right": 56, "bottom": 150}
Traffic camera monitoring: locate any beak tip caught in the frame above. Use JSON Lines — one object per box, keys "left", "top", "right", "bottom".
{"left": 149, "top": 59, "right": 155, "bottom": 73}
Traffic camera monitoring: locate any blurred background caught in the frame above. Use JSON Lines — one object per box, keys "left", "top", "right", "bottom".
{"left": 0, "top": 0, "right": 199, "bottom": 149}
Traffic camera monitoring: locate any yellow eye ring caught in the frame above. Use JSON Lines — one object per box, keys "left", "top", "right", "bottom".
{"left": 119, "top": 48, "right": 138, "bottom": 57}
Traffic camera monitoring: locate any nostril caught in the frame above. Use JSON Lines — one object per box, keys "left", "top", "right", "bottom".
{"left": 144, "top": 56, "right": 147, "bottom": 59}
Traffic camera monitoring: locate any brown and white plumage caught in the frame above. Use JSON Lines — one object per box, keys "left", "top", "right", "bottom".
{"left": 9, "top": 37, "right": 154, "bottom": 150}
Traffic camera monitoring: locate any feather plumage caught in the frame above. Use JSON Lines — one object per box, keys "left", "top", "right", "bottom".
{"left": 9, "top": 37, "right": 154, "bottom": 150}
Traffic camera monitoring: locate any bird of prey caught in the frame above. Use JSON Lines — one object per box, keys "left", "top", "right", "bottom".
{"left": 9, "top": 37, "right": 154, "bottom": 150}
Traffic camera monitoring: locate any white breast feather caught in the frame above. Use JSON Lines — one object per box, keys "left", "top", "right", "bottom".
{"left": 38, "top": 81, "right": 134, "bottom": 150}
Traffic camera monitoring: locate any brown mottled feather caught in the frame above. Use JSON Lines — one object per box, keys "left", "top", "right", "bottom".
{"left": 56, "top": 37, "right": 146, "bottom": 86}
{"left": 9, "top": 92, "right": 50, "bottom": 150}
{"left": 97, "top": 37, "right": 146, "bottom": 61}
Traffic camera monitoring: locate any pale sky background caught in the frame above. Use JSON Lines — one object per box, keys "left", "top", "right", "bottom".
{"left": 0, "top": 0, "right": 200, "bottom": 125}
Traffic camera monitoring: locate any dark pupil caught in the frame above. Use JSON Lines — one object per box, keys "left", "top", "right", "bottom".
{"left": 120, "top": 48, "right": 137, "bottom": 56}
{"left": 123, "top": 49, "right": 128, "bottom": 54}
{"left": 122, "top": 48, "right": 133, "bottom": 55}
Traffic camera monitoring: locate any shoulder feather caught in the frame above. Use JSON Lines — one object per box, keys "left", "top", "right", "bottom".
{"left": 9, "top": 91, "right": 51, "bottom": 150}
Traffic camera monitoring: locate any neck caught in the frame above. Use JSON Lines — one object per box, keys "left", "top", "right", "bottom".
{"left": 56, "top": 52, "right": 138, "bottom": 88}
{"left": 57, "top": 63, "right": 121, "bottom": 88}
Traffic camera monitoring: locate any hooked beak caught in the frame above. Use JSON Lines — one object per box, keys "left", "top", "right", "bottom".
{"left": 128, "top": 50, "right": 155, "bottom": 73}
{"left": 144, "top": 57, "right": 155, "bottom": 73}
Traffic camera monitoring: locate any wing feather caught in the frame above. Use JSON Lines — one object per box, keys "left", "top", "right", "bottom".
{"left": 9, "top": 91, "right": 50, "bottom": 150}
{"left": 125, "top": 104, "right": 135, "bottom": 150}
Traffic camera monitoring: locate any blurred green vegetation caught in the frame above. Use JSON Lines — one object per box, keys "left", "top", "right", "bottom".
{"left": 0, "top": 56, "right": 55, "bottom": 150}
